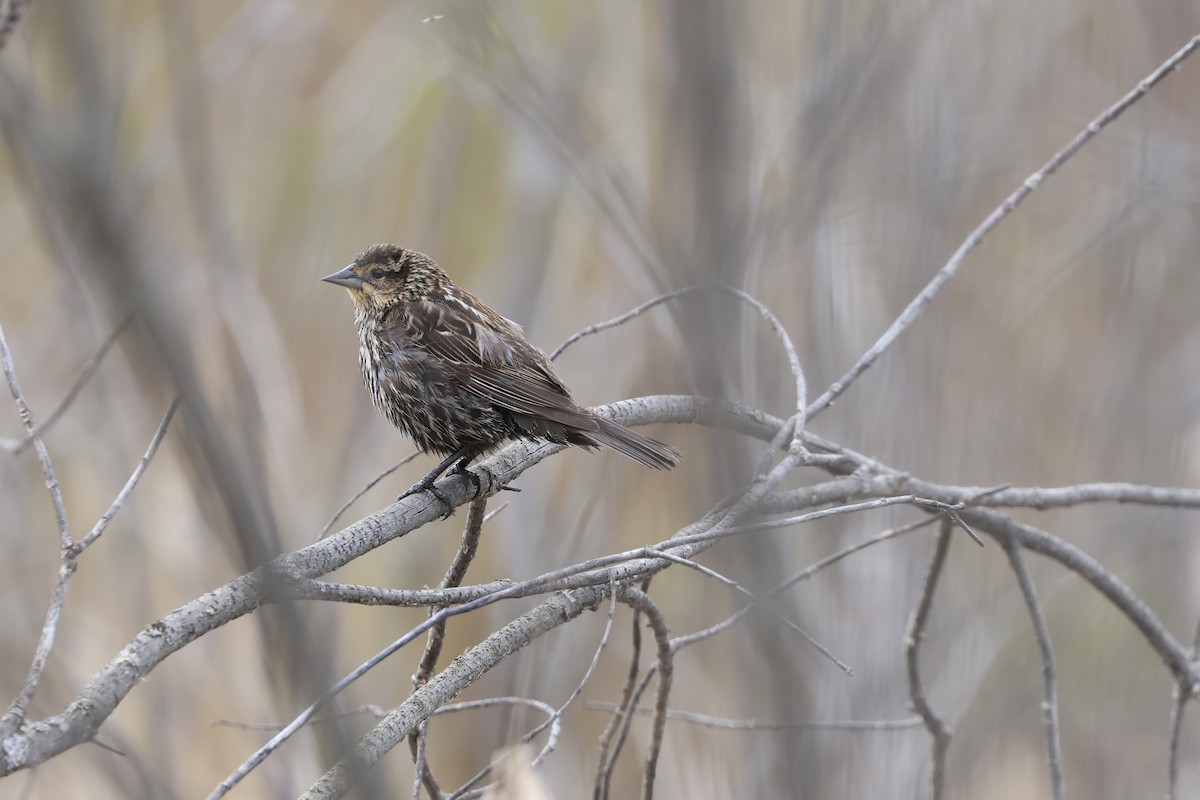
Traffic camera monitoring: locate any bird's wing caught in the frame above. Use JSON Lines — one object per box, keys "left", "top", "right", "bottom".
{"left": 401, "top": 299, "right": 600, "bottom": 431}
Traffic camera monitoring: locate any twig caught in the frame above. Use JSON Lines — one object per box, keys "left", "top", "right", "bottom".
{"left": 0, "top": 315, "right": 133, "bottom": 455}
{"left": 1002, "top": 539, "right": 1065, "bottom": 800}
{"left": 715, "top": 284, "right": 807, "bottom": 452}
{"left": 409, "top": 496, "right": 489, "bottom": 799}
{"left": 319, "top": 451, "right": 421, "bottom": 539}
{"left": 671, "top": 516, "right": 938, "bottom": 652}
{"left": 77, "top": 398, "right": 179, "bottom": 553}
{"left": 806, "top": 33, "right": 1200, "bottom": 420}
{"left": 904, "top": 520, "right": 953, "bottom": 800}
{"left": 618, "top": 589, "right": 672, "bottom": 800}
{"left": 0, "top": 321, "right": 71, "bottom": 735}
{"left": 411, "top": 720, "right": 430, "bottom": 800}
{"left": 645, "top": 547, "right": 852, "bottom": 675}
{"left": 584, "top": 703, "right": 924, "bottom": 732}
{"left": 552, "top": 284, "right": 808, "bottom": 456}
{"left": 0, "top": 321, "right": 69, "bottom": 547}
{"left": 551, "top": 286, "right": 703, "bottom": 360}
{"left": 594, "top": 588, "right": 645, "bottom": 800}
{"left": 1166, "top": 617, "right": 1200, "bottom": 800}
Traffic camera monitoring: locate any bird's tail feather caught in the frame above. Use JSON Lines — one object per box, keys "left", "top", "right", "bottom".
{"left": 590, "top": 418, "right": 680, "bottom": 470}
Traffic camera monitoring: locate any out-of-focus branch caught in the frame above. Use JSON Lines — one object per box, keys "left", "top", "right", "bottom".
{"left": 0, "top": 0, "right": 31, "bottom": 51}
{"left": 585, "top": 703, "right": 924, "bottom": 732}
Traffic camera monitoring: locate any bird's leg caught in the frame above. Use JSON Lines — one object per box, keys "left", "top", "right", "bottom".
{"left": 397, "top": 447, "right": 475, "bottom": 518}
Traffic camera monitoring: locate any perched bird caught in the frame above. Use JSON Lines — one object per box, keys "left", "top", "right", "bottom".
{"left": 323, "top": 244, "right": 679, "bottom": 514}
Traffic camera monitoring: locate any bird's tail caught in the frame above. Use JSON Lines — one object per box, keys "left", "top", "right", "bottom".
{"left": 590, "top": 417, "right": 680, "bottom": 470}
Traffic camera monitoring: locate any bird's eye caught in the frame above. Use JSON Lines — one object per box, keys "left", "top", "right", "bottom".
{"left": 370, "top": 268, "right": 386, "bottom": 279}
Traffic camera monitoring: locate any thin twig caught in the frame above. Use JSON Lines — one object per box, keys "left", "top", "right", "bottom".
{"left": 0, "top": 321, "right": 71, "bottom": 735}
{"left": 806, "top": 33, "right": 1200, "bottom": 420}
{"left": 411, "top": 720, "right": 430, "bottom": 800}
{"left": 77, "top": 397, "right": 179, "bottom": 553}
{"left": 551, "top": 286, "right": 703, "bottom": 360}
{"left": 715, "top": 284, "right": 807, "bottom": 451}
{"left": 645, "top": 547, "right": 852, "bottom": 675}
{"left": 319, "top": 451, "right": 421, "bottom": 539}
{"left": 594, "top": 588, "right": 645, "bottom": 800}
{"left": 0, "top": 315, "right": 133, "bottom": 455}
{"left": 904, "top": 519, "right": 954, "bottom": 800}
{"left": 584, "top": 703, "right": 924, "bottom": 732}
{"left": 525, "top": 578, "right": 619, "bottom": 762}
{"left": 0, "top": 322, "right": 69, "bottom": 547}
{"left": 409, "top": 496, "right": 489, "bottom": 799}
{"left": 1002, "top": 538, "right": 1065, "bottom": 800}
{"left": 672, "top": 516, "right": 938, "bottom": 652}
{"left": 618, "top": 589, "right": 672, "bottom": 800}
{"left": 1166, "top": 617, "right": 1200, "bottom": 800}
{"left": 552, "top": 283, "right": 808, "bottom": 455}
{"left": 600, "top": 663, "right": 658, "bottom": 800}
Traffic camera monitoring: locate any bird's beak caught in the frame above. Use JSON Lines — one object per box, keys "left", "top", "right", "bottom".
{"left": 321, "top": 264, "right": 364, "bottom": 290}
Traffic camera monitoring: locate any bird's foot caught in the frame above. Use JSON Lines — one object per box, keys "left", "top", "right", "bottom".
{"left": 397, "top": 480, "right": 456, "bottom": 519}
{"left": 458, "top": 463, "right": 522, "bottom": 497}
{"left": 451, "top": 461, "right": 484, "bottom": 498}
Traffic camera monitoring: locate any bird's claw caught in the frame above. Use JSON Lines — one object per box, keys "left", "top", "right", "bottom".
{"left": 397, "top": 482, "right": 456, "bottom": 519}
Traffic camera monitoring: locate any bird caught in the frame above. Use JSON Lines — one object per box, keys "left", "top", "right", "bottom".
{"left": 323, "top": 244, "right": 679, "bottom": 515}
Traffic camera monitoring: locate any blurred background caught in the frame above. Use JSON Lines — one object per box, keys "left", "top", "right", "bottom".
{"left": 1, "top": 1, "right": 1199, "bottom": 797}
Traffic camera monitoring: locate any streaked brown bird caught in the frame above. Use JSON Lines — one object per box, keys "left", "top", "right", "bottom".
{"left": 323, "top": 244, "right": 679, "bottom": 514}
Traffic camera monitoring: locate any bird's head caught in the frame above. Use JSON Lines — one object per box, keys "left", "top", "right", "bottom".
{"left": 322, "top": 244, "right": 445, "bottom": 310}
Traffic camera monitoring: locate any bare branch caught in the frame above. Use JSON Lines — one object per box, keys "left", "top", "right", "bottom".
{"left": 1166, "top": 617, "right": 1200, "bottom": 800}
{"left": 806, "top": 33, "right": 1200, "bottom": 419}
{"left": 1001, "top": 538, "right": 1065, "bottom": 800}
{"left": 618, "top": 588, "right": 672, "bottom": 800}
{"left": 594, "top": 588, "right": 645, "bottom": 800}
{"left": 904, "top": 520, "right": 953, "bottom": 800}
